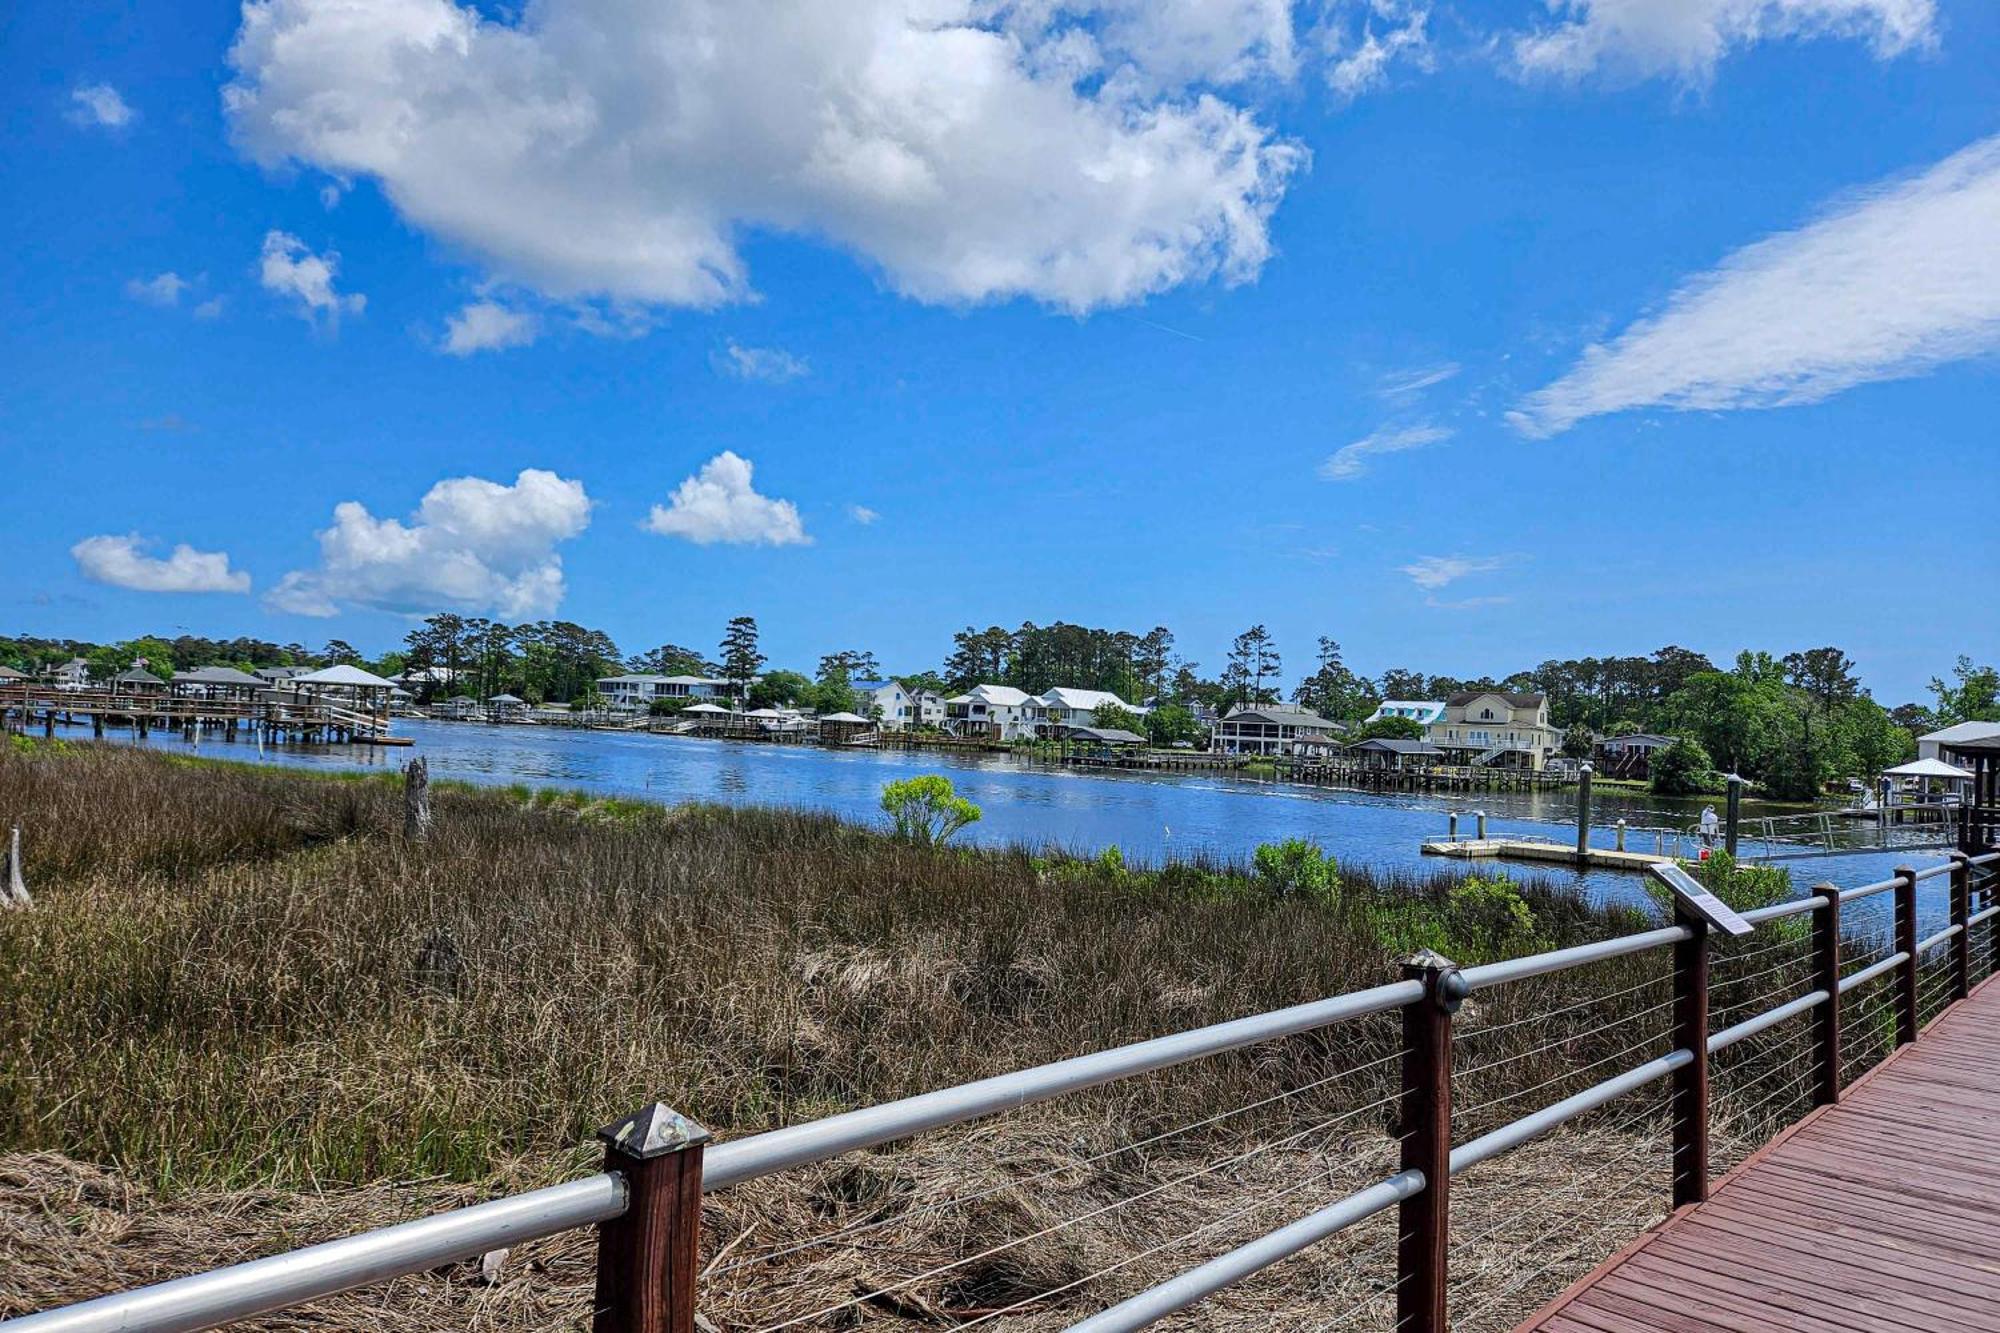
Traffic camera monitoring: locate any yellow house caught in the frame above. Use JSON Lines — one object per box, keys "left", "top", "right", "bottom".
{"left": 1426, "top": 691, "right": 1562, "bottom": 770}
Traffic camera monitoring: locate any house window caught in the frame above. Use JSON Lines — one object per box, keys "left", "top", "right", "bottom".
{"left": 1480, "top": 708, "right": 1494, "bottom": 720}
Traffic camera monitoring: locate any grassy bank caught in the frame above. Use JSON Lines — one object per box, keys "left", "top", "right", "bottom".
{"left": 0, "top": 741, "right": 1819, "bottom": 1330}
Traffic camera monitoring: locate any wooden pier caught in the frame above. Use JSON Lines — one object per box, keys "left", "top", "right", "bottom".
{"left": 0, "top": 685, "right": 401, "bottom": 746}
{"left": 1421, "top": 836, "right": 1669, "bottom": 872}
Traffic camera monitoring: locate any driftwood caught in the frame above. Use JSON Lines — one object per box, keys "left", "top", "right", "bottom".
{"left": 403, "top": 757, "right": 432, "bottom": 843}
{"left": 4, "top": 825, "right": 28, "bottom": 908}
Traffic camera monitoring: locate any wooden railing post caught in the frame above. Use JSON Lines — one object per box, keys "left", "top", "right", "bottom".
{"left": 1670, "top": 908, "right": 1710, "bottom": 1208}
{"left": 1810, "top": 883, "right": 1842, "bottom": 1105}
{"left": 1894, "top": 865, "right": 1919, "bottom": 1045}
{"left": 1950, "top": 852, "right": 1972, "bottom": 1003}
{"left": 595, "top": 1103, "right": 710, "bottom": 1333}
{"left": 1397, "top": 950, "right": 1460, "bottom": 1333}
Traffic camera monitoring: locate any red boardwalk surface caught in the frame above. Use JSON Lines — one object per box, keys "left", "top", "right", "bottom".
{"left": 1519, "top": 980, "right": 2000, "bottom": 1332}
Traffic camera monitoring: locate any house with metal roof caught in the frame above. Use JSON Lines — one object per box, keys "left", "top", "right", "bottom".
{"left": 1364, "top": 699, "right": 1446, "bottom": 727}
{"left": 1025, "top": 687, "right": 1147, "bottom": 738}
{"left": 1210, "top": 703, "right": 1341, "bottom": 756}
{"left": 596, "top": 672, "right": 734, "bottom": 711}
{"left": 1919, "top": 720, "right": 2000, "bottom": 763}
{"left": 945, "top": 684, "right": 1034, "bottom": 740}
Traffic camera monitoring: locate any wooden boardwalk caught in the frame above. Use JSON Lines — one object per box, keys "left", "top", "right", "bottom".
{"left": 1520, "top": 974, "right": 2000, "bottom": 1332}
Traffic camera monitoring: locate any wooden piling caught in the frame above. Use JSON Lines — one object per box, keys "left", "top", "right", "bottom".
{"left": 594, "top": 1104, "right": 710, "bottom": 1333}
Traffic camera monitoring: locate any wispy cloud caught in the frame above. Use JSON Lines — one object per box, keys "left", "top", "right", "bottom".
{"left": 442, "top": 300, "right": 538, "bottom": 356}
{"left": 1509, "top": 0, "right": 1935, "bottom": 85}
{"left": 1326, "top": 2, "right": 1434, "bottom": 101}
{"left": 1514, "top": 132, "right": 2000, "bottom": 437}
{"left": 847, "top": 504, "right": 880, "bottom": 525}
{"left": 125, "top": 272, "right": 189, "bottom": 306}
{"left": 1425, "top": 593, "right": 1511, "bottom": 610}
{"left": 68, "top": 83, "right": 135, "bottom": 129}
{"left": 259, "top": 230, "right": 364, "bottom": 326}
{"left": 1320, "top": 423, "right": 1452, "bottom": 481}
{"left": 714, "top": 341, "right": 810, "bottom": 383}
{"left": 1378, "top": 361, "right": 1461, "bottom": 396}
{"left": 1400, "top": 554, "right": 1503, "bottom": 589}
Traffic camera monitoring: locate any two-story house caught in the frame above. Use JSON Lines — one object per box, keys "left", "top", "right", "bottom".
{"left": 596, "top": 673, "right": 734, "bottom": 712}
{"left": 51, "top": 657, "right": 91, "bottom": 690}
{"left": 850, "top": 679, "right": 916, "bottom": 729}
{"left": 1425, "top": 691, "right": 1562, "bottom": 770}
{"left": 1210, "top": 703, "right": 1341, "bottom": 756}
{"left": 945, "top": 684, "right": 1033, "bottom": 740}
{"left": 1024, "top": 687, "right": 1147, "bottom": 738}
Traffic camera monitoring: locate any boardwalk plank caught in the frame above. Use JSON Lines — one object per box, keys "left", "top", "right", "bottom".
{"left": 1514, "top": 973, "right": 2000, "bottom": 1333}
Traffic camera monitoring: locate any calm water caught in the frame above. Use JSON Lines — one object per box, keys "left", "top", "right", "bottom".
{"left": 112, "top": 718, "right": 1948, "bottom": 912}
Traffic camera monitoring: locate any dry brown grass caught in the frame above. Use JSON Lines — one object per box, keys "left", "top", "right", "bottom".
{"left": 0, "top": 742, "right": 1818, "bottom": 1330}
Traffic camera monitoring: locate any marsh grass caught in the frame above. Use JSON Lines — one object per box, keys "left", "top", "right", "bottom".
{"left": 0, "top": 742, "right": 1813, "bottom": 1329}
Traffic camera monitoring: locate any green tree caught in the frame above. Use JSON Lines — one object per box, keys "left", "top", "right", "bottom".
{"left": 627, "top": 643, "right": 716, "bottom": 675}
{"left": 748, "top": 669, "right": 812, "bottom": 710}
{"left": 1145, "top": 702, "right": 1204, "bottom": 747}
{"left": 1931, "top": 656, "right": 2000, "bottom": 724}
{"left": 817, "top": 649, "right": 880, "bottom": 681}
{"left": 1251, "top": 838, "right": 1339, "bottom": 904}
{"left": 1649, "top": 736, "right": 1716, "bottom": 797}
{"left": 1090, "top": 701, "right": 1145, "bottom": 733}
{"left": 1561, "top": 724, "right": 1595, "bottom": 759}
{"left": 1293, "top": 637, "right": 1376, "bottom": 721}
{"left": 1224, "top": 625, "right": 1280, "bottom": 709}
{"left": 880, "top": 775, "right": 981, "bottom": 846}
{"left": 719, "top": 616, "right": 764, "bottom": 700}
{"left": 1358, "top": 714, "right": 1426, "bottom": 741}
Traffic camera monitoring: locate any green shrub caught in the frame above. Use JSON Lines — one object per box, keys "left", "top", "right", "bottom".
{"left": 1447, "top": 874, "right": 1539, "bottom": 958}
{"left": 1251, "top": 838, "right": 1339, "bottom": 905}
{"left": 879, "top": 774, "right": 981, "bottom": 847}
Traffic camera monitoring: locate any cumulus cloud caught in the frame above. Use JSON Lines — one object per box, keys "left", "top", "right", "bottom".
{"left": 1510, "top": 0, "right": 1935, "bottom": 83}
{"left": 1325, "top": 2, "right": 1433, "bottom": 100}
{"left": 847, "top": 504, "right": 881, "bottom": 525}
{"left": 442, "top": 300, "right": 538, "bottom": 355}
{"left": 71, "top": 534, "right": 251, "bottom": 594}
{"left": 1514, "top": 133, "right": 2000, "bottom": 437}
{"left": 645, "top": 452, "right": 810, "bottom": 547}
{"left": 267, "top": 469, "right": 591, "bottom": 617}
{"left": 69, "top": 83, "right": 136, "bottom": 129}
{"left": 1400, "top": 554, "right": 1503, "bottom": 589}
{"left": 125, "top": 272, "right": 191, "bottom": 306}
{"left": 715, "top": 341, "right": 810, "bottom": 383}
{"left": 224, "top": 0, "right": 1305, "bottom": 316}
{"left": 259, "top": 230, "right": 365, "bottom": 324}
{"left": 1320, "top": 422, "right": 1452, "bottom": 481}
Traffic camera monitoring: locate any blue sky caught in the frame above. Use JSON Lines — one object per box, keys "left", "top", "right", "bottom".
{"left": 4, "top": 0, "right": 1995, "bottom": 703}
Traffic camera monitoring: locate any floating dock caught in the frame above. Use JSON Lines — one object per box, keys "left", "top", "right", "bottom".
{"left": 1421, "top": 837, "right": 1670, "bottom": 872}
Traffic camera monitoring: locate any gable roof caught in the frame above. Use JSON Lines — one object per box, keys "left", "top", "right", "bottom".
{"left": 113, "top": 667, "right": 165, "bottom": 685}
{"left": 1350, "top": 738, "right": 1445, "bottom": 755}
{"left": 1067, "top": 725, "right": 1147, "bottom": 744}
{"left": 292, "top": 664, "right": 398, "bottom": 688}
{"left": 950, "top": 684, "right": 1030, "bottom": 706}
{"left": 1922, "top": 720, "right": 2000, "bottom": 744}
{"left": 1447, "top": 690, "right": 1547, "bottom": 710}
{"left": 1036, "top": 687, "right": 1139, "bottom": 712}
{"left": 174, "top": 666, "right": 264, "bottom": 687}
{"left": 1222, "top": 704, "right": 1336, "bottom": 728}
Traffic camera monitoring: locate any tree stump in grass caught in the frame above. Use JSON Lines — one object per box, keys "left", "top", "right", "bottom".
{"left": 404, "top": 756, "right": 432, "bottom": 843}
{"left": 4, "top": 826, "right": 28, "bottom": 909}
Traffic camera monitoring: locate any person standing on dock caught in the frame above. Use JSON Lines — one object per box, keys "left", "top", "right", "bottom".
{"left": 1699, "top": 804, "right": 1720, "bottom": 849}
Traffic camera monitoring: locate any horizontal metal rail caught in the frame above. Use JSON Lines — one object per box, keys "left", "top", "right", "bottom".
{"left": 1918, "top": 924, "right": 1963, "bottom": 953}
{"left": 1459, "top": 925, "right": 1693, "bottom": 991}
{"left": 1059, "top": 1171, "right": 1425, "bottom": 1333}
{"left": 1970, "top": 903, "right": 2000, "bottom": 929}
{"left": 1708, "top": 990, "right": 1827, "bottom": 1054}
{"left": 1740, "top": 896, "right": 1826, "bottom": 925}
{"left": 1, "top": 1174, "right": 627, "bottom": 1333}
{"left": 703, "top": 978, "right": 1423, "bottom": 1189}
{"left": 1450, "top": 1048, "right": 1694, "bottom": 1176}
{"left": 1841, "top": 876, "right": 1903, "bottom": 902}
{"left": 1839, "top": 951, "right": 1910, "bottom": 994}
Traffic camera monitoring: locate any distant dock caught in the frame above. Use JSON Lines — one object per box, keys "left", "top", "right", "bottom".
{"left": 1421, "top": 836, "right": 1669, "bottom": 872}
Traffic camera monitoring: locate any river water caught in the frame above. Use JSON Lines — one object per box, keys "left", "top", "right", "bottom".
{"left": 114, "top": 719, "right": 1946, "bottom": 912}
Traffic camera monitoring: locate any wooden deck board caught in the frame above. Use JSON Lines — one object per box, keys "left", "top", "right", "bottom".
{"left": 1516, "top": 975, "right": 2000, "bottom": 1331}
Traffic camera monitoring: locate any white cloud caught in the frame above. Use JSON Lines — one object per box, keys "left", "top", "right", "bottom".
{"left": 645, "top": 452, "right": 810, "bottom": 547}
{"left": 267, "top": 468, "right": 592, "bottom": 617}
{"left": 259, "top": 230, "right": 365, "bottom": 324}
{"left": 125, "top": 272, "right": 190, "bottom": 306}
{"left": 69, "top": 83, "right": 136, "bottom": 129}
{"left": 71, "top": 534, "right": 251, "bottom": 594}
{"left": 223, "top": 0, "right": 1305, "bottom": 316}
{"left": 1320, "top": 422, "right": 1452, "bottom": 480}
{"left": 847, "top": 504, "right": 881, "bottom": 525}
{"left": 1325, "top": 2, "right": 1433, "bottom": 100}
{"left": 194, "top": 297, "right": 226, "bottom": 320}
{"left": 1511, "top": 0, "right": 1935, "bottom": 84}
{"left": 442, "top": 300, "right": 538, "bottom": 355}
{"left": 715, "top": 341, "right": 810, "bottom": 383}
{"left": 1400, "top": 554, "right": 1502, "bottom": 589}
{"left": 1514, "top": 133, "right": 2000, "bottom": 437}
{"left": 1378, "top": 360, "right": 1461, "bottom": 396}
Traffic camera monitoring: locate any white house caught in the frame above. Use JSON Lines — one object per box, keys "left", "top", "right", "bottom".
{"left": 1364, "top": 699, "right": 1446, "bottom": 728}
{"left": 850, "top": 679, "right": 916, "bottom": 729}
{"left": 1426, "top": 691, "right": 1563, "bottom": 770}
{"left": 912, "top": 689, "right": 947, "bottom": 729}
{"left": 52, "top": 657, "right": 91, "bottom": 690}
{"left": 1919, "top": 721, "right": 2000, "bottom": 763}
{"left": 1025, "top": 687, "right": 1148, "bottom": 738}
{"left": 597, "top": 673, "right": 733, "bottom": 711}
{"left": 1211, "top": 703, "right": 1341, "bottom": 756}
{"left": 946, "top": 684, "right": 1033, "bottom": 740}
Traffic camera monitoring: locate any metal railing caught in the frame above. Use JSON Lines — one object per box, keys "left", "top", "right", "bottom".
{"left": 11, "top": 851, "right": 1999, "bottom": 1333}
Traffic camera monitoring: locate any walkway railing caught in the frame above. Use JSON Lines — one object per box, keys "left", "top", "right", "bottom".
{"left": 10, "top": 851, "right": 1999, "bottom": 1333}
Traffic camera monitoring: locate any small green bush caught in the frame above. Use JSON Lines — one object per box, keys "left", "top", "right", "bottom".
{"left": 1251, "top": 838, "right": 1339, "bottom": 905}
{"left": 1447, "top": 874, "right": 1539, "bottom": 957}
{"left": 879, "top": 774, "right": 981, "bottom": 847}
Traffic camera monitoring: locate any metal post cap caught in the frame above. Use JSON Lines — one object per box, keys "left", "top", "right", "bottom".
{"left": 597, "top": 1103, "right": 712, "bottom": 1159}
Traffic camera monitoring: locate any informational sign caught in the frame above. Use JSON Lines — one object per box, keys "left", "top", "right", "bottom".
{"left": 1649, "top": 862, "right": 1753, "bottom": 936}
